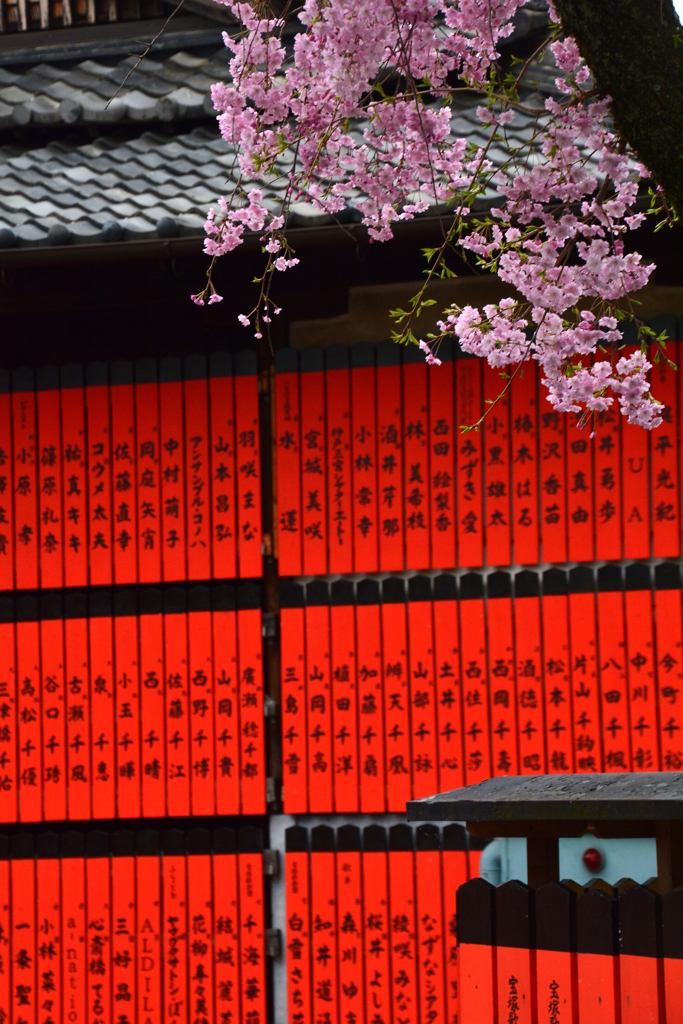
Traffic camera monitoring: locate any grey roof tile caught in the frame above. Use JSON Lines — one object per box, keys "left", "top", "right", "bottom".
{"left": 7, "top": 155, "right": 42, "bottom": 173}
{"left": 125, "top": 134, "right": 164, "bottom": 154}
{"left": 120, "top": 178, "right": 152, "bottom": 195}
{"left": 167, "top": 86, "right": 205, "bottom": 116}
{"left": 104, "top": 159, "right": 142, "bottom": 177}
{"left": 61, "top": 165, "right": 98, "bottom": 184}
{"left": 163, "top": 196, "right": 194, "bottom": 213}
{"left": 43, "top": 82, "right": 81, "bottom": 101}
{"left": 186, "top": 186, "right": 216, "bottom": 204}
{"left": 157, "top": 63, "right": 205, "bottom": 85}
{"left": 57, "top": 206, "right": 95, "bottom": 223}
{"left": 128, "top": 191, "right": 167, "bottom": 210}
{"left": 62, "top": 68, "right": 108, "bottom": 89}
{"left": 138, "top": 204, "right": 170, "bottom": 220}
{"left": 205, "top": 176, "right": 233, "bottom": 191}
{"left": 87, "top": 79, "right": 121, "bottom": 100}
{"left": 169, "top": 52, "right": 210, "bottom": 69}
{"left": 186, "top": 73, "right": 216, "bottom": 91}
{"left": 26, "top": 199, "right": 63, "bottom": 217}
{"left": 145, "top": 170, "right": 174, "bottom": 186}
{"left": 133, "top": 78, "right": 177, "bottom": 98}
{"left": 0, "top": 47, "right": 226, "bottom": 127}
{"left": 100, "top": 185, "right": 139, "bottom": 203}
{"left": 76, "top": 60, "right": 116, "bottom": 77}
{"left": 134, "top": 152, "right": 169, "bottom": 170}
{"left": 14, "top": 223, "right": 49, "bottom": 243}
{"left": 165, "top": 158, "right": 196, "bottom": 174}
{"left": 0, "top": 86, "right": 33, "bottom": 104}
{"left": 18, "top": 184, "right": 52, "bottom": 201}
{"left": 29, "top": 65, "right": 65, "bottom": 82}
{"left": 120, "top": 214, "right": 157, "bottom": 236}
{"left": 88, "top": 210, "right": 116, "bottom": 226}
{"left": 80, "top": 196, "right": 109, "bottom": 213}
{"left": 108, "top": 201, "right": 143, "bottom": 217}
{"left": 70, "top": 221, "right": 102, "bottom": 239}
{"left": 77, "top": 94, "right": 127, "bottom": 122}
{"left": 26, "top": 96, "right": 62, "bottom": 124}
{"left": 122, "top": 91, "right": 161, "bottom": 120}
{"left": 123, "top": 56, "right": 165, "bottom": 73}
{"left": 0, "top": 194, "right": 38, "bottom": 212}
{"left": 175, "top": 171, "right": 205, "bottom": 185}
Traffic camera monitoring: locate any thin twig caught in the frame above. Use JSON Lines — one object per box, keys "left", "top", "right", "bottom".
{"left": 106, "top": 0, "right": 187, "bottom": 108}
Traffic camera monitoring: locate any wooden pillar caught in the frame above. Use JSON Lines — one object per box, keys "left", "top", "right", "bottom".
{"left": 656, "top": 821, "right": 683, "bottom": 892}
{"left": 527, "top": 836, "right": 559, "bottom": 888}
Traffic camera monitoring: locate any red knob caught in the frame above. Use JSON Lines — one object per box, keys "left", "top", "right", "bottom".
{"left": 582, "top": 847, "right": 604, "bottom": 872}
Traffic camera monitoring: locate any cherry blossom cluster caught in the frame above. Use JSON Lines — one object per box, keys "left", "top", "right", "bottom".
{"left": 195, "top": 0, "right": 663, "bottom": 429}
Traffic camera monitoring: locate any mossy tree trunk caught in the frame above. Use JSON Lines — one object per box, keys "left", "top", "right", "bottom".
{"left": 554, "top": 0, "right": 683, "bottom": 214}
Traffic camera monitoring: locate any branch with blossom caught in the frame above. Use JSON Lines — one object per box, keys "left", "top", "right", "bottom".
{"left": 193, "top": 0, "right": 669, "bottom": 429}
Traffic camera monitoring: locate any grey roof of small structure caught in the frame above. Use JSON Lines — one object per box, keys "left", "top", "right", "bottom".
{"left": 407, "top": 773, "right": 683, "bottom": 822}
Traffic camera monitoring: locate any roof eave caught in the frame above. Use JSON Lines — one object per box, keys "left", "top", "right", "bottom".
{"left": 0, "top": 214, "right": 448, "bottom": 267}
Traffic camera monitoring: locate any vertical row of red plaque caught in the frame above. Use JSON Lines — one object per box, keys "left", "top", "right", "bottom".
{"left": 276, "top": 328, "right": 683, "bottom": 571}
{"left": 285, "top": 822, "right": 479, "bottom": 1024}
{"left": 0, "top": 354, "right": 261, "bottom": 589}
{"left": 281, "top": 564, "right": 683, "bottom": 811}
{"left": 0, "top": 584, "right": 264, "bottom": 820}
{"left": 0, "top": 827, "right": 266, "bottom": 1024}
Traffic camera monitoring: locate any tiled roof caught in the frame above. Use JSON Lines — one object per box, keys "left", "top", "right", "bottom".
{"left": 0, "top": 46, "right": 227, "bottom": 126}
{"left": 0, "top": 100, "right": 566, "bottom": 247}
{"left": 0, "top": 124, "right": 231, "bottom": 244}
{"left": 0, "top": 1, "right": 571, "bottom": 250}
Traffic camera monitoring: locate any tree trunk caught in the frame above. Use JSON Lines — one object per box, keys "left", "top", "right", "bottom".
{"left": 554, "top": 0, "right": 683, "bottom": 215}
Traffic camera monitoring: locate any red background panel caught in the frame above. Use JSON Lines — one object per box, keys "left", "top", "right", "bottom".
{"left": 134, "top": 375, "right": 162, "bottom": 585}
{"left": 539, "top": 404, "right": 567, "bottom": 564}
{"left": 85, "top": 372, "right": 112, "bottom": 586}
{"left": 482, "top": 363, "right": 511, "bottom": 568}
{"left": 89, "top": 606, "right": 116, "bottom": 819}
{"left": 275, "top": 360, "right": 302, "bottom": 577}
{"left": 0, "top": 389, "right": 14, "bottom": 591}
{"left": 428, "top": 347, "right": 456, "bottom": 569}
{"left": 110, "top": 373, "right": 138, "bottom": 585}
{"left": 376, "top": 345, "right": 404, "bottom": 571}
{"left": 234, "top": 357, "right": 263, "bottom": 579}
{"left": 650, "top": 339, "right": 680, "bottom": 556}
{"left": 37, "top": 382, "right": 64, "bottom": 589}
{"left": 510, "top": 363, "right": 539, "bottom": 565}
{"left": 0, "top": 617, "right": 17, "bottom": 821}
{"left": 455, "top": 361, "right": 483, "bottom": 567}
{"left": 402, "top": 355, "right": 430, "bottom": 569}
{"left": 60, "top": 372, "right": 88, "bottom": 588}
{"left": 184, "top": 366, "right": 212, "bottom": 581}
{"left": 210, "top": 356, "right": 238, "bottom": 581}
{"left": 566, "top": 416, "right": 594, "bottom": 563}
{"left": 350, "top": 355, "right": 379, "bottom": 573}
{"left": 594, "top": 407, "right": 622, "bottom": 562}
{"left": 13, "top": 380, "right": 39, "bottom": 590}
{"left": 213, "top": 602, "right": 240, "bottom": 817}
{"left": 486, "top": 592, "right": 518, "bottom": 779}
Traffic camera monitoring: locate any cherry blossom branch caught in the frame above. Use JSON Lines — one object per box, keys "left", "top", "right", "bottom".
{"left": 196, "top": 0, "right": 665, "bottom": 428}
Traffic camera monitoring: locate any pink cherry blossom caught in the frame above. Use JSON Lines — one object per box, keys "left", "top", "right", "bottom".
{"left": 195, "top": 0, "right": 663, "bottom": 427}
